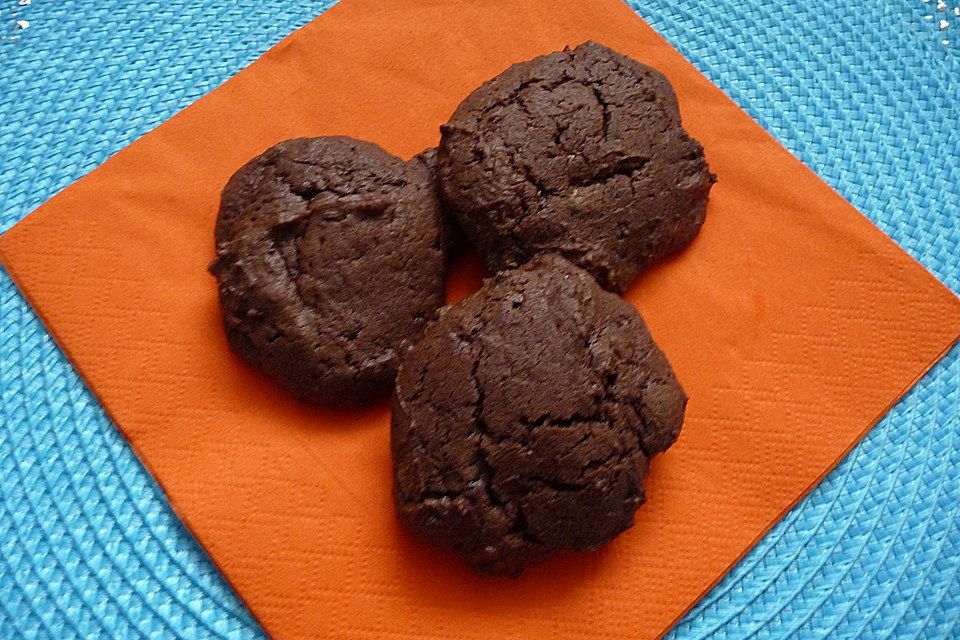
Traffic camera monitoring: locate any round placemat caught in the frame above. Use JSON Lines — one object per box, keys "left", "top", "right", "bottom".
{"left": 1, "top": 1, "right": 958, "bottom": 638}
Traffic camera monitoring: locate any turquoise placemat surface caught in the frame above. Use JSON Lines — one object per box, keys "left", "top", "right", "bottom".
{"left": 1, "top": 1, "right": 957, "bottom": 638}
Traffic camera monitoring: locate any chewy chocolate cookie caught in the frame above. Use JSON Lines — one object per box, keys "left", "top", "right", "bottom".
{"left": 415, "top": 146, "right": 467, "bottom": 260}
{"left": 438, "top": 41, "right": 715, "bottom": 292}
{"left": 392, "top": 255, "right": 686, "bottom": 576}
{"left": 211, "top": 137, "right": 446, "bottom": 405}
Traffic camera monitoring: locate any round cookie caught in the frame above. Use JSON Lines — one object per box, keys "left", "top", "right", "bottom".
{"left": 392, "top": 254, "right": 686, "bottom": 576}
{"left": 211, "top": 137, "right": 447, "bottom": 406}
{"left": 438, "top": 40, "right": 715, "bottom": 293}
{"left": 414, "top": 147, "right": 468, "bottom": 261}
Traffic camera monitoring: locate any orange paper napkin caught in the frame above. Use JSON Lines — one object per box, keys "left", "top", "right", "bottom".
{"left": 2, "top": 0, "right": 959, "bottom": 638}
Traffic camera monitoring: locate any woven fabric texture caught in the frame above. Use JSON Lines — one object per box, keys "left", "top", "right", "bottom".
{"left": 0, "top": 1, "right": 957, "bottom": 638}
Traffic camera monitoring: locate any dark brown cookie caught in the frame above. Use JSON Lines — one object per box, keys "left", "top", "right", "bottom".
{"left": 211, "top": 136, "right": 447, "bottom": 406}
{"left": 414, "top": 147, "right": 467, "bottom": 261}
{"left": 392, "top": 255, "right": 686, "bottom": 576}
{"left": 438, "top": 41, "right": 715, "bottom": 292}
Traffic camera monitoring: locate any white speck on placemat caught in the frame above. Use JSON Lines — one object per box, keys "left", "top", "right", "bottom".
{"left": 4, "top": 0, "right": 31, "bottom": 43}
{"left": 921, "top": 0, "right": 960, "bottom": 46}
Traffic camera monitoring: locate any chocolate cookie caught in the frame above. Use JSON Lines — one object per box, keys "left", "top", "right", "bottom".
{"left": 211, "top": 137, "right": 447, "bottom": 406}
{"left": 438, "top": 41, "right": 715, "bottom": 292}
{"left": 392, "top": 255, "right": 686, "bottom": 576}
{"left": 415, "top": 147, "right": 467, "bottom": 261}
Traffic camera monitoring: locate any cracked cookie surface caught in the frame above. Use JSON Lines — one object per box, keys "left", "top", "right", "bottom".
{"left": 392, "top": 255, "right": 686, "bottom": 576}
{"left": 211, "top": 137, "right": 446, "bottom": 405}
{"left": 438, "top": 41, "right": 715, "bottom": 293}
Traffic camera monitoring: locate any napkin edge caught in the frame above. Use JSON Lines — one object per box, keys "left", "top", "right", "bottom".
{"left": 656, "top": 334, "right": 960, "bottom": 639}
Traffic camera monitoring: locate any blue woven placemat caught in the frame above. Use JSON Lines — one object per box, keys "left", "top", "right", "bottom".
{"left": 1, "top": 1, "right": 957, "bottom": 638}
